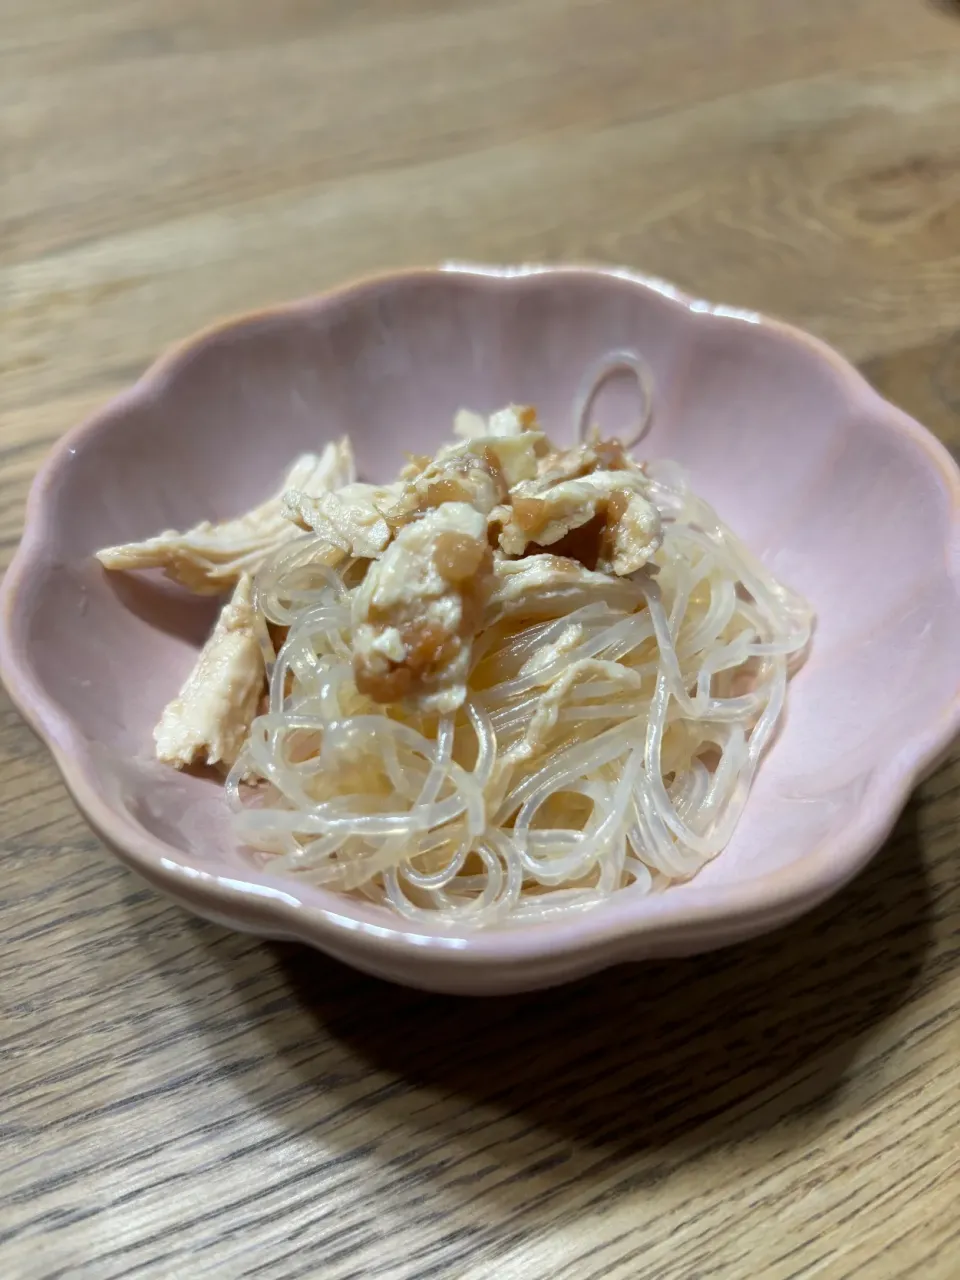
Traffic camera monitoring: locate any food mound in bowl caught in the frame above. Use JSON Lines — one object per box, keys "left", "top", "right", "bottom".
{"left": 97, "top": 371, "right": 812, "bottom": 930}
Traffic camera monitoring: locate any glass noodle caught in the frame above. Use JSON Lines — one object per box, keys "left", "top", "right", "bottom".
{"left": 227, "top": 354, "right": 813, "bottom": 928}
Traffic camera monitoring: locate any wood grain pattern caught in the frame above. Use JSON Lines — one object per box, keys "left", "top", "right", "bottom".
{"left": 3, "top": 2, "right": 960, "bottom": 1276}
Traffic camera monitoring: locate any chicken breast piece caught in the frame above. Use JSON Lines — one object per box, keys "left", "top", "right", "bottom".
{"left": 97, "top": 439, "right": 355, "bottom": 594}
{"left": 606, "top": 491, "right": 664, "bottom": 576}
{"left": 351, "top": 502, "right": 493, "bottom": 713}
{"left": 535, "top": 437, "right": 640, "bottom": 484}
{"left": 488, "top": 554, "right": 620, "bottom": 608}
{"left": 504, "top": 659, "right": 646, "bottom": 763}
{"left": 453, "top": 404, "right": 538, "bottom": 441}
{"left": 499, "top": 468, "right": 662, "bottom": 571}
{"left": 153, "top": 573, "right": 265, "bottom": 769}
{"left": 390, "top": 432, "right": 545, "bottom": 537}
{"left": 283, "top": 480, "right": 404, "bottom": 559}
{"left": 392, "top": 444, "right": 506, "bottom": 519}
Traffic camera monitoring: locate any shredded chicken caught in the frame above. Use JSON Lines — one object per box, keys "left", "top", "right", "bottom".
{"left": 606, "top": 490, "right": 664, "bottom": 575}
{"left": 488, "top": 554, "right": 618, "bottom": 608}
{"left": 499, "top": 463, "right": 662, "bottom": 571}
{"left": 97, "top": 439, "right": 355, "bottom": 594}
{"left": 392, "top": 436, "right": 542, "bottom": 524}
{"left": 536, "top": 436, "right": 638, "bottom": 484}
{"left": 96, "top": 401, "right": 668, "bottom": 766}
{"left": 394, "top": 446, "right": 505, "bottom": 519}
{"left": 452, "top": 409, "right": 488, "bottom": 440}
{"left": 387, "top": 408, "right": 546, "bottom": 544}
{"left": 516, "top": 623, "right": 585, "bottom": 678}
{"left": 153, "top": 574, "right": 265, "bottom": 768}
{"left": 283, "top": 480, "right": 404, "bottom": 559}
{"left": 453, "top": 404, "right": 537, "bottom": 441}
{"left": 504, "top": 659, "right": 646, "bottom": 763}
{"left": 351, "top": 502, "right": 493, "bottom": 713}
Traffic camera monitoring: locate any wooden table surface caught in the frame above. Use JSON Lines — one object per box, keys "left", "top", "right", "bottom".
{"left": 4, "top": 3, "right": 960, "bottom": 1277}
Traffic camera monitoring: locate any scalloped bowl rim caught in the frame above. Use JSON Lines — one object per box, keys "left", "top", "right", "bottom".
{"left": 2, "top": 263, "right": 960, "bottom": 972}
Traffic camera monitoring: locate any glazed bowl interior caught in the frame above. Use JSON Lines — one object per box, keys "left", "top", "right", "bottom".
{"left": 6, "top": 267, "right": 960, "bottom": 956}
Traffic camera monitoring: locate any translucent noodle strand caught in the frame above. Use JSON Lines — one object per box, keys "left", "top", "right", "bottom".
{"left": 227, "top": 456, "right": 812, "bottom": 930}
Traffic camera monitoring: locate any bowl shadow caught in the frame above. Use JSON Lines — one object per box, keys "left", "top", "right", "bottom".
{"left": 104, "top": 571, "right": 220, "bottom": 646}
{"left": 178, "top": 797, "right": 932, "bottom": 1183}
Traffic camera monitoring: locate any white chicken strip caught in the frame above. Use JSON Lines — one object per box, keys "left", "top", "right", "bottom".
{"left": 453, "top": 403, "right": 537, "bottom": 441}
{"left": 452, "top": 409, "right": 488, "bottom": 440}
{"left": 607, "top": 491, "right": 664, "bottom": 576}
{"left": 351, "top": 502, "right": 493, "bottom": 713}
{"left": 535, "top": 437, "right": 643, "bottom": 484}
{"left": 489, "top": 555, "right": 625, "bottom": 609}
{"left": 153, "top": 573, "right": 265, "bottom": 769}
{"left": 499, "top": 468, "right": 662, "bottom": 571}
{"left": 503, "top": 659, "right": 646, "bottom": 763}
{"left": 97, "top": 439, "right": 356, "bottom": 594}
{"left": 282, "top": 480, "right": 404, "bottom": 559}
{"left": 389, "top": 430, "right": 544, "bottom": 536}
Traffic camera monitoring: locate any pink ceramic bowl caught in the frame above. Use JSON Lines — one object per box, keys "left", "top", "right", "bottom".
{"left": 2, "top": 265, "right": 959, "bottom": 995}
